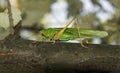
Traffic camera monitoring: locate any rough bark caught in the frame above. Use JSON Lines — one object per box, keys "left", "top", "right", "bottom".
{"left": 0, "top": 32, "right": 120, "bottom": 73}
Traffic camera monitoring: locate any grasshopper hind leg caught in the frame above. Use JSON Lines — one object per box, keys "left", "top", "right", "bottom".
{"left": 79, "top": 39, "right": 88, "bottom": 48}
{"left": 52, "top": 16, "right": 88, "bottom": 48}
{"left": 76, "top": 17, "right": 88, "bottom": 48}
{"left": 52, "top": 17, "right": 76, "bottom": 41}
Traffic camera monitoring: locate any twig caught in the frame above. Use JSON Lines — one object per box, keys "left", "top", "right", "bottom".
{"left": 0, "top": 52, "right": 16, "bottom": 56}
{"left": 6, "top": 0, "right": 14, "bottom": 34}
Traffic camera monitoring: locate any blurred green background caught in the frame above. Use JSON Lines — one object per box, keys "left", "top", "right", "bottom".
{"left": 0, "top": 0, "right": 120, "bottom": 45}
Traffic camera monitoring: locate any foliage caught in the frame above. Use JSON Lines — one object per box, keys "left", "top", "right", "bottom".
{"left": 0, "top": 6, "right": 21, "bottom": 40}
{"left": 18, "top": 0, "right": 55, "bottom": 27}
{"left": 67, "top": 0, "right": 120, "bottom": 45}
{"left": 0, "top": 0, "right": 119, "bottom": 45}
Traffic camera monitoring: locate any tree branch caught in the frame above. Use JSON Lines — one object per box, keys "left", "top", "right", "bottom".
{"left": 0, "top": 33, "right": 120, "bottom": 73}
{"left": 7, "top": 0, "right": 14, "bottom": 34}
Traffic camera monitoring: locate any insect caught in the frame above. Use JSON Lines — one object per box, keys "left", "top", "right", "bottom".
{"left": 38, "top": 16, "right": 108, "bottom": 48}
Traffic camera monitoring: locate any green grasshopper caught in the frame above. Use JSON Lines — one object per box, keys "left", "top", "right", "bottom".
{"left": 38, "top": 16, "right": 108, "bottom": 48}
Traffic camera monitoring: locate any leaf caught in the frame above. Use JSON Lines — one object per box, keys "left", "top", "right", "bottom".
{"left": 0, "top": 6, "right": 21, "bottom": 40}
{"left": 0, "top": 27, "right": 10, "bottom": 40}
{"left": 0, "top": 13, "right": 9, "bottom": 29}
{"left": 0, "top": 6, "right": 21, "bottom": 30}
